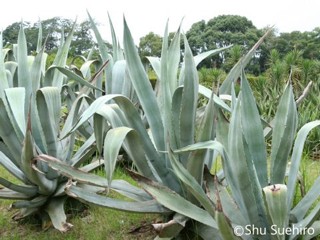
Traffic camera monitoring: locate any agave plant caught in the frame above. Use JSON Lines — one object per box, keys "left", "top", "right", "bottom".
{"left": 0, "top": 86, "right": 101, "bottom": 232}
{"left": 0, "top": 22, "right": 107, "bottom": 232}
{"left": 167, "top": 73, "right": 320, "bottom": 239}
{"left": 127, "top": 76, "right": 320, "bottom": 240}
{"left": 57, "top": 11, "right": 137, "bottom": 112}
{"left": 32, "top": 16, "right": 228, "bottom": 234}
{"left": 36, "top": 17, "right": 320, "bottom": 239}
{"left": 34, "top": 18, "right": 266, "bottom": 237}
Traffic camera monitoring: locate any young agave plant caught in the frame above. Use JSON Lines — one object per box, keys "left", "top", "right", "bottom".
{"left": 0, "top": 23, "right": 104, "bottom": 232}
{"left": 0, "top": 86, "right": 101, "bottom": 232}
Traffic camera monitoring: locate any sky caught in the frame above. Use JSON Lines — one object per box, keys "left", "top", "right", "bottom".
{"left": 1, "top": 0, "right": 320, "bottom": 43}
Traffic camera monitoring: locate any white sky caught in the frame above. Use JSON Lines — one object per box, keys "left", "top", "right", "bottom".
{"left": 1, "top": 0, "right": 320, "bottom": 43}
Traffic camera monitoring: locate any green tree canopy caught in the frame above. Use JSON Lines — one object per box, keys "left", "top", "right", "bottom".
{"left": 71, "top": 20, "right": 95, "bottom": 55}
{"left": 2, "top": 17, "right": 95, "bottom": 55}
{"left": 186, "top": 15, "right": 262, "bottom": 70}
{"left": 2, "top": 21, "right": 34, "bottom": 49}
{"left": 138, "top": 32, "right": 162, "bottom": 65}
{"left": 271, "top": 29, "right": 320, "bottom": 60}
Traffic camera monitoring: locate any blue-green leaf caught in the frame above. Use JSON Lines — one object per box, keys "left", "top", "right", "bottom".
{"left": 219, "top": 28, "right": 272, "bottom": 94}
{"left": 123, "top": 18, "right": 165, "bottom": 152}
{"left": 179, "top": 35, "right": 198, "bottom": 165}
{"left": 287, "top": 120, "right": 320, "bottom": 209}
{"left": 240, "top": 71, "right": 268, "bottom": 187}
{"left": 270, "top": 82, "right": 297, "bottom": 184}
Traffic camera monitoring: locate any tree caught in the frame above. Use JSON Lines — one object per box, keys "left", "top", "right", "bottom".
{"left": 186, "top": 20, "right": 206, "bottom": 55}
{"left": 39, "top": 17, "right": 74, "bottom": 52}
{"left": 138, "top": 32, "right": 162, "bottom": 65}
{"left": 205, "top": 15, "right": 257, "bottom": 48}
{"left": 224, "top": 44, "right": 243, "bottom": 71}
{"left": 186, "top": 15, "right": 261, "bottom": 69}
{"left": 270, "top": 29, "right": 320, "bottom": 61}
{"left": 2, "top": 18, "right": 95, "bottom": 56}
{"left": 2, "top": 22, "right": 22, "bottom": 46}
{"left": 2, "top": 21, "right": 38, "bottom": 52}
{"left": 304, "top": 28, "right": 320, "bottom": 59}
{"left": 70, "top": 20, "right": 95, "bottom": 55}
{"left": 270, "top": 31, "right": 305, "bottom": 57}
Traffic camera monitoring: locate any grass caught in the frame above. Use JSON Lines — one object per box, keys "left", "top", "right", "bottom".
{"left": 296, "top": 155, "right": 320, "bottom": 240}
{"left": 294, "top": 153, "right": 320, "bottom": 204}
{"left": 0, "top": 167, "right": 160, "bottom": 240}
{"left": 0, "top": 205, "right": 158, "bottom": 240}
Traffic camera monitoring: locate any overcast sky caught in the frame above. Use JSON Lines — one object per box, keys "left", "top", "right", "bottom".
{"left": 1, "top": 0, "right": 319, "bottom": 43}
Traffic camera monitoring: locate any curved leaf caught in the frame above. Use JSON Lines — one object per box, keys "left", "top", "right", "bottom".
{"left": 0, "top": 188, "right": 31, "bottom": 200}
{"left": 198, "top": 84, "right": 231, "bottom": 112}
{"left": 240, "top": 71, "right": 268, "bottom": 187}
{"left": 50, "top": 21, "right": 76, "bottom": 89}
{"left": 123, "top": 17, "right": 165, "bottom": 152}
{"left": 287, "top": 120, "right": 320, "bottom": 208}
{"left": 36, "top": 87, "right": 61, "bottom": 157}
{"left": 270, "top": 82, "right": 297, "bottom": 184}
{"left": 66, "top": 185, "right": 169, "bottom": 213}
{"left": 194, "top": 46, "right": 232, "bottom": 67}
{"left": 12, "top": 195, "right": 48, "bottom": 209}
{"left": 0, "top": 33, "right": 9, "bottom": 97}
{"left": 0, "top": 151, "right": 26, "bottom": 183}
{"left": 53, "top": 66, "right": 103, "bottom": 92}
{"left": 111, "top": 60, "right": 126, "bottom": 94}
{"left": 4, "top": 87, "right": 26, "bottom": 139}
{"left": 17, "top": 24, "right": 31, "bottom": 105}
{"left": 45, "top": 197, "right": 73, "bottom": 233}
{"left": 220, "top": 28, "right": 273, "bottom": 94}
{"left": 0, "top": 98, "right": 23, "bottom": 166}
{"left": 130, "top": 171, "right": 218, "bottom": 229}
{"left": 168, "top": 150, "right": 216, "bottom": 217}
{"left": 147, "top": 56, "right": 160, "bottom": 79}
{"left": 103, "top": 126, "right": 157, "bottom": 186}
{"left": 80, "top": 59, "right": 100, "bottom": 79}
{"left": 179, "top": 35, "right": 198, "bottom": 164}
{"left": 70, "top": 94, "right": 180, "bottom": 192}
{"left": 87, "top": 11, "right": 112, "bottom": 93}
{"left": 290, "top": 176, "right": 320, "bottom": 222}
{"left": 0, "top": 177, "right": 38, "bottom": 196}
